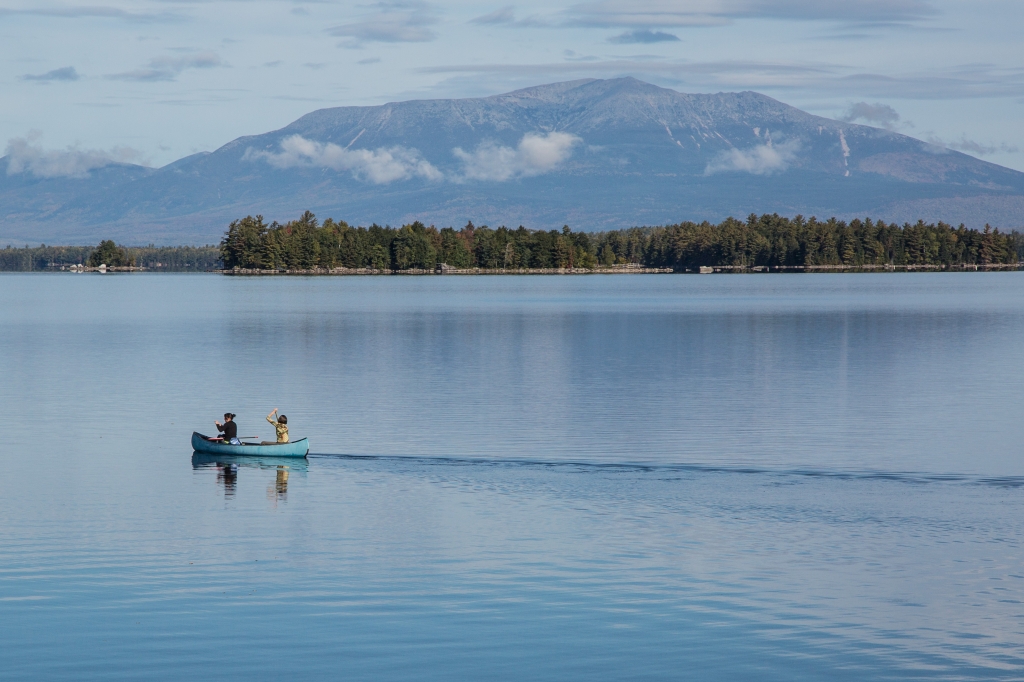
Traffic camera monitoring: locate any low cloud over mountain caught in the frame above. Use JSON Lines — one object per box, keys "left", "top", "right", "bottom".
{"left": 453, "top": 132, "right": 581, "bottom": 181}
{"left": 4, "top": 134, "right": 146, "bottom": 179}
{"left": 245, "top": 136, "right": 442, "bottom": 184}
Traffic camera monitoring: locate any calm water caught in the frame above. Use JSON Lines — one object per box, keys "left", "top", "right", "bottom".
{"left": 2, "top": 273, "right": 1024, "bottom": 680}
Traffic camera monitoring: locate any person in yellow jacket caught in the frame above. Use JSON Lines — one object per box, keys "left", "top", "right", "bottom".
{"left": 263, "top": 408, "right": 289, "bottom": 444}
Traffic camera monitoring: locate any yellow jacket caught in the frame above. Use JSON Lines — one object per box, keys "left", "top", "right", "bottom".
{"left": 267, "top": 416, "right": 289, "bottom": 443}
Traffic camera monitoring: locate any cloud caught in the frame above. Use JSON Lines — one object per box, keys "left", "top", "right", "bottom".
{"left": 469, "top": 5, "right": 550, "bottom": 27}
{"left": 245, "top": 135, "right": 442, "bottom": 184}
{"left": 834, "top": 69, "right": 1024, "bottom": 100}
{"left": 608, "top": 29, "right": 679, "bottom": 43}
{"left": 453, "top": 131, "right": 581, "bottom": 181}
{"left": 565, "top": 0, "right": 936, "bottom": 27}
{"left": 738, "top": 0, "right": 935, "bottom": 22}
{"left": 840, "top": 102, "right": 901, "bottom": 130}
{"left": 704, "top": 137, "right": 800, "bottom": 175}
{"left": 328, "top": 1, "right": 437, "bottom": 45}
{"left": 563, "top": 49, "right": 599, "bottom": 61}
{"left": 0, "top": 6, "right": 182, "bottom": 23}
{"left": 108, "top": 51, "right": 222, "bottom": 82}
{"left": 471, "top": 6, "right": 515, "bottom": 24}
{"left": 927, "top": 135, "right": 1019, "bottom": 157}
{"left": 4, "top": 134, "right": 146, "bottom": 179}
{"left": 419, "top": 58, "right": 834, "bottom": 88}
{"left": 420, "top": 60, "right": 1024, "bottom": 101}
{"left": 22, "top": 66, "right": 80, "bottom": 82}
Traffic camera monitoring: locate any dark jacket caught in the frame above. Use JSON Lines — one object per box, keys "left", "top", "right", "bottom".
{"left": 217, "top": 420, "right": 237, "bottom": 441}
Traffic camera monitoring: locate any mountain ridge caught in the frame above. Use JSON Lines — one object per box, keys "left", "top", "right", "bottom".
{"left": 2, "top": 77, "right": 1022, "bottom": 244}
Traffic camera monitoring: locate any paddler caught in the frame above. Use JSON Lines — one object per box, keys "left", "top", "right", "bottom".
{"left": 265, "top": 408, "right": 289, "bottom": 444}
{"left": 215, "top": 412, "right": 241, "bottom": 444}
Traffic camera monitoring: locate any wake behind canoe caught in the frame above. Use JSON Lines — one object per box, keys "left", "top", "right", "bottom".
{"left": 191, "top": 432, "right": 309, "bottom": 458}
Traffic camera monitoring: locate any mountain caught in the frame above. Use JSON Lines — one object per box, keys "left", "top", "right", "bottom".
{"left": 3, "top": 77, "right": 1023, "bottom": 244}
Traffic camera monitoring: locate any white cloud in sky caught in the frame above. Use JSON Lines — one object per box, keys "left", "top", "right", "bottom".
{"left": 608, "top": 29, "right": 679, "bottom": 43}
{"left": 0, "top": 5, "right": 182, "bottom": 23}
{"left": 329, "top": 2, "right": 437, "bottom": 45}
{"left": 704, "top": 138, "right": 800, "bottom": 175}
{"left": 453, "top": 131, "right": 582, "bottom": 181}
{"left": 4, "top": 134, "right": 146, "bottom": 178}
{"left": 22, "top": 66, "right": 80, "bottom": 82}
{"left": 472, "top": 6, "right": 516, "bottom": 24}
{"left": 107, "top": 51, "right": 222, "bottom": 82}
{"left": 566, "top": 0, "right": 936, "bottom": 27}
{"left": 246, "top": 135, "right": 442, "bottom": 183}
{"left": 927, "top": 135, "right": 1019, "bottom": 157}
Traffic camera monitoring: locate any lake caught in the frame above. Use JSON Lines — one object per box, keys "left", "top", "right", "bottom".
{"left": 2, "top": 272, "right": 1023, "bottom": 680}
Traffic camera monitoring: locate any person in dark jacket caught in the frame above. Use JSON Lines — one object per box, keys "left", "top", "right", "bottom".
{"left": 215, "top": 413, "right": 240, "bottom": 444}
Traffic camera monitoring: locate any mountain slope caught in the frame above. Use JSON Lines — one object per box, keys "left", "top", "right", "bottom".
{"left": 2, "top": 78, "right": 1022, "bottom": 244}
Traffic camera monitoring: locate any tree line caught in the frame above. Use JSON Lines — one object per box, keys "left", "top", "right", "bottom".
{"left": 221, "top": 211, "right": 1023, "bottom": 271}
{"left": 0, "top": 243, "right": 222, "bottom": 271}
{"left": 3, "top": 214, "right": 1019, "bottom": 273}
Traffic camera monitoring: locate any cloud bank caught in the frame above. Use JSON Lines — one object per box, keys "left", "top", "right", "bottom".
{"left": 246, "top": 135, "right": 442, "bottom": 183}
{"left": 4, "top": 135, "right": 145, "bottom": 178}
{"left": 247, "top": 132, "right": 582, "bottom": 183}
{"left": 0, "top": 6, "right": 181, "bottom": 23}
{"left": 472, "top": 6, "right": 515, "bottom": 24}
{"left": 329, "top": 2, "right": 437, "bottom": 45}
{"left": 704, "top": 138, "right": 800, "bottom": 175}
{"left": 608, "top": 29, "right": 679, "bottom": 43}
{"left": 566, "top": 0, "right": 936, "bottom": 27}
{"left": 454, "top": 132, "right": 582, "bottom": 181}
{"left": 929, "top": 135, "right": 1020, "bottom": 157}
{"left": 108, "top": 51, "right": 222, "bottom": 82}
{"left": 420, "top": 60, "right": 1024, "bottom": 101}
{"left": 22, "top": 66, "right": 80, "bottom": 82}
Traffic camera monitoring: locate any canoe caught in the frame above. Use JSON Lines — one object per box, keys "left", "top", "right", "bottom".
{"left": 191, "top": 431, "right": 309, "bottom": 458}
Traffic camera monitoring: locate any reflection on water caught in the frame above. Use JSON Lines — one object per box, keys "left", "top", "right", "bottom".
{"left": 190, "top": 453, "right": 310, "bottom": 472}
{"left": 4, "top": 273, "right": 1024, "bottom": 681}
{"left": 264, "top": 466, "right": 290, "bottom": 505}
{"left": 192, "top": 453, "right": 305, "bottom": 500}
{"left": 217, "top": 463, "right": 237, "bottom": 497}
{"left": 189, "top": 455, "right": 1024, "bottom": 678}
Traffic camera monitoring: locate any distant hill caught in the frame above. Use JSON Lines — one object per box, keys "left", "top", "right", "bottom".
{"left": 2, "top": 78, "right": 1023, "bottom": 244}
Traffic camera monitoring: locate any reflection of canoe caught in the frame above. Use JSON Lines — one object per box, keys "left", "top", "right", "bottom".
{"left": 191, "top": 432, "right": 309, "bottom": 457}
{"left": 191, "top": 452, "right": 309, "bottom": 471}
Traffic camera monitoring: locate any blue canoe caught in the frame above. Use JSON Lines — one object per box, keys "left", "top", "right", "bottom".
{"left": 191, "top": 432, "right": 309, "bottom": 458}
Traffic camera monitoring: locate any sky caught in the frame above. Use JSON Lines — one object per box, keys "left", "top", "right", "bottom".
{"left": 1, "top": 0, "right": 1023, "bottom": 171}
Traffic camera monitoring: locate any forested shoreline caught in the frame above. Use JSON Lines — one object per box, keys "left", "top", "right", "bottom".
{"left": 221, "top": 211, "right": 1023, "bottom": 272}
{"left": 0, "top": 244, "right": 221, "bottom": 272}
{"left": 3, "top": 212, "right": 1021, "bottom": 273}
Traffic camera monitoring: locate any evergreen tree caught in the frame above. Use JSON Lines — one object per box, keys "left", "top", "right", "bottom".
{"left": 87, "top": 240, "right": 130, "bottom": 267}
